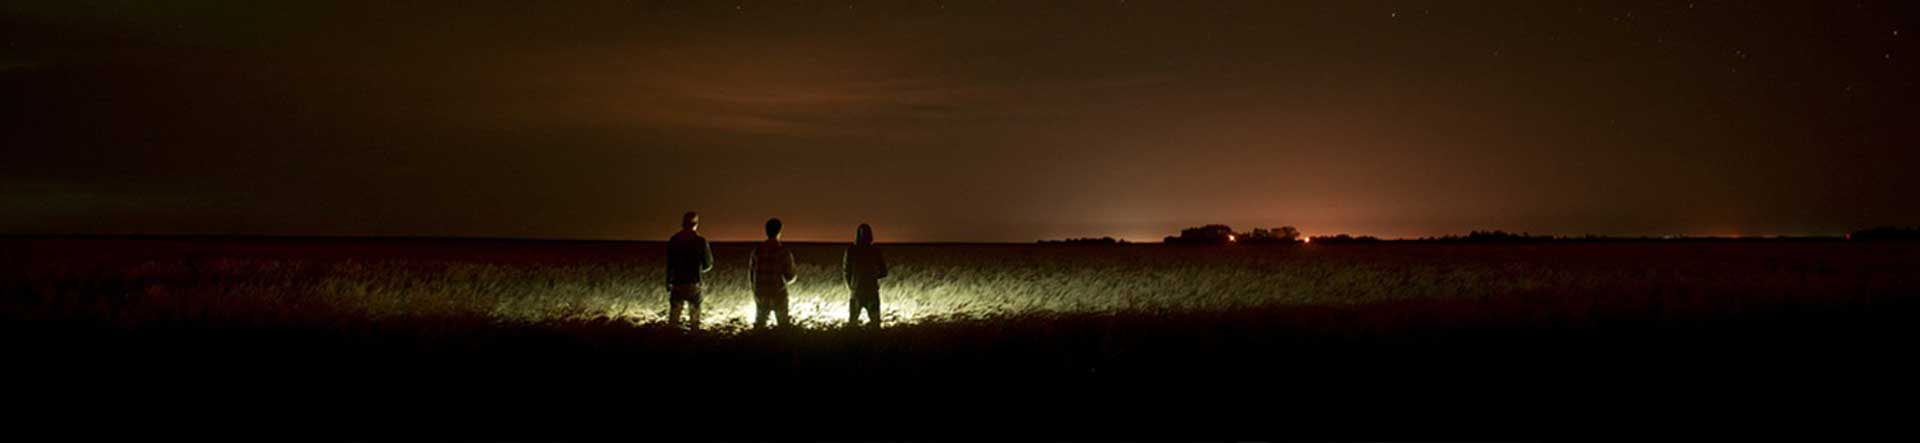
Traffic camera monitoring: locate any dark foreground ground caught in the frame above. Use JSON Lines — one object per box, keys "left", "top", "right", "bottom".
{"left": 5, "top": 237, "right": 1917, "bottom": 436}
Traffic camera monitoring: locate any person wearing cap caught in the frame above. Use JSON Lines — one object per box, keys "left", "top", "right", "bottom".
{"left": 665, "top": 211, "right": 714, "bottom": 330}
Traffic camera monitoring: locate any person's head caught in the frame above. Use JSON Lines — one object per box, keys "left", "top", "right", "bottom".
{"left": 681, "top": 211, "right": 699, "bottom": 230}
{"left": 855, "top": 223, "right": 874, "bottom": 246}
{"left": 764, "top": 218, "right": 783, "bottom": 239}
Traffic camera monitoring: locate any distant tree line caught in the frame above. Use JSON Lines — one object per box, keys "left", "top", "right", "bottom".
{"left": 1241, "top": 226, "right": 1301, "bottom": 244}
{"left": 1050, "top": 225, "right": 1914, "bottom": 246}
{"left": 1402, "top": 230, "right": 1860, "bottom": 243}
{"left": 1037, "top": 236, "right": 1130, "bottom": 245}
{"left": 1410, "top": 230, "right": 1557, "bottom": 243}
{"left": 1162, "top": 224, "right": 1301, "bottom": 245}
{"left": 1146, "top": 226, "right": 1891, "bottom": 245}
{"left": 1308, "top": 234, "right": 1381, "bottom": 243}
{"left": 1164, "top": 224, "right": 1237, "bottom": 244}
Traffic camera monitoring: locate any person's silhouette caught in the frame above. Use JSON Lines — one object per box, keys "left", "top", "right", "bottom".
{"left": 665, "top": 211, "right": 714, "bottom": 330}
{"left": 748, "top": 218, "right": 797, "bottom": 329}
{"left": 842, "top": 223, "right": 889, "bottom": 327}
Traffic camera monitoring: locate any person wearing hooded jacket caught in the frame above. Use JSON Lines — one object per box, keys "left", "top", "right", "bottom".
{"left": 842, "top": 223, "right": 889, "bottom": 327}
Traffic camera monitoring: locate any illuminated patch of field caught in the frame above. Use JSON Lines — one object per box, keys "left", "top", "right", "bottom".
{"left": 298, "top": 247, "right": 1462, "bottom": 332}
{"left": 602, "top": 281, "right": 978, "bottom": 329}
{"left": 56, "top": 242, "right": 1906, "bottom": 336}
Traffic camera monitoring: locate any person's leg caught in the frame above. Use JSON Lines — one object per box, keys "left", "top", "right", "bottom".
{"left": 668, "top": 289, "right": 684, "bottom": 327}
{"left": 773, "top": 292, "right": 790, "bottom": 328}
{"left": 852, "top": 290, "right": 879, "bottom": 327}
{"left": 687, "top": 295, "right": 702, "bottom": 331}
{"left": 753, "top": 293, "right": 769, "bottom": 329}
{"left": 848, "top": 296, "right": 862, "bottom": 327}
{"left": 860, "top": 296, "right": 875, "bottom": 327}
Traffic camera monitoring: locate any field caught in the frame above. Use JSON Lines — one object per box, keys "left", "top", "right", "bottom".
{"left": 7, "top": 237, "right": 1919, "bottom": 431}
{"left": 16, "top": 237, "right": 1915, "bottom": 328}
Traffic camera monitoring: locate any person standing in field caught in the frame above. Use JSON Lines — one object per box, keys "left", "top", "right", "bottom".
{"left": 748, "top": 218, "right": 797, "bottom": 329}
{"left": 665, "top": 211, "right": 714, "bottom": 330}
{"left": 843, "top": 223, "right": 888, "bottom": 327}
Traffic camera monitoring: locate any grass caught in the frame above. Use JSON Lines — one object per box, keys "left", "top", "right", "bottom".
{"left": 16, "top": 239, "right": 1912, "bottom": 328}
{"left": 8, "top": 237, "right": 1916, "bottom": 432}
{"left": 5, "top": 237, "right": 1917, "bottom": 380}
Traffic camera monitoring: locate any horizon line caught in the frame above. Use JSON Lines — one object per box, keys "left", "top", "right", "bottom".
{"left": 2, "top": 231, "right": 1860, "bottom": 244}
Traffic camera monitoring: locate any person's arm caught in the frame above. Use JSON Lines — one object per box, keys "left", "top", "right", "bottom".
{"left": 842, "top": 249, "right": 854, "bottom": 290}
{"left": 782, "top": 250, "right": 797, "bottom": 284}
{"left": 876, "top": 248, "right": 888, "bottom": 280}
{"left": 699, "top": 239, "right": 714, "bottom": 273}
{"left": 747, "top": 247, "right": 758, "bottom": 284}
{"left": 664, "top": 244, "right": 674, "bottom": 290}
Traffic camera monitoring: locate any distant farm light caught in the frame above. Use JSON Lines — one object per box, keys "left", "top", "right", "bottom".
{"left": 1227, "top": 234, "right": 1236, "bottom": 242}
{"left": 1303, "top": 236, "right": 1311, "bottom": 243}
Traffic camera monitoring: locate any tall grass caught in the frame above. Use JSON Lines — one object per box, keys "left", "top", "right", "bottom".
{"left": 7, "top": 239, "right": 1915, "bottom": 336}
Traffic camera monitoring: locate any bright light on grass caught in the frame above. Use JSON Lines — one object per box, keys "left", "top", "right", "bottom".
{"left": 67, "top": 242, "right": 1889, "bottom": 336}
{"left": 144, "top": 245, "right": 1446, "bottom": 333}
{"left": 699, "top": 287, "right": 936, "bottom": 328}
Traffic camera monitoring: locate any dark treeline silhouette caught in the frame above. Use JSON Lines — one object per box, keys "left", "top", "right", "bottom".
{"left": 1164, "top": 224, "right": 1236, "bottom": 244}
{"left": 1403, "top": 231, "right": 1848, "bottom": 243}
{"left": 1037, "top": 236, "right": 1129, "bottom": 245}
{"left": 1412, "top": 230, "right": 1558, "bottom": 242}
{"left": 1309, "top": 234, "right": 1383, "bottom": 244}
{"left": 1162, "top": 224, "right": 1302, "bottom": 245}
{"left": 1238, "top": 226, "right": 1301, "bottom": 244}
{"left": 1850, "top": 226, "right": 1920, "bottom": 241}
{"left": 1152, "top": 224, "right": 1865, "bottom": 245}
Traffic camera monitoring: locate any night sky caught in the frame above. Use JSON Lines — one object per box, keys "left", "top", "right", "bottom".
{"left": 4, "top": 1, "right": 1915, "bottom": 242}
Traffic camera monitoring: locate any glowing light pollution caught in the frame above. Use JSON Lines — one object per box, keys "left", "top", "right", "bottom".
{"left": 4, "top": 2, "right": 1916, "bottom": 241}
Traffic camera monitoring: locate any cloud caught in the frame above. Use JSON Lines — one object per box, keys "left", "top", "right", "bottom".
{"left": 596, "top": 62, "right": 1178, "bottom": 141}
{"left": 624, "top": 72, "right": 993, "bottom": 139}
